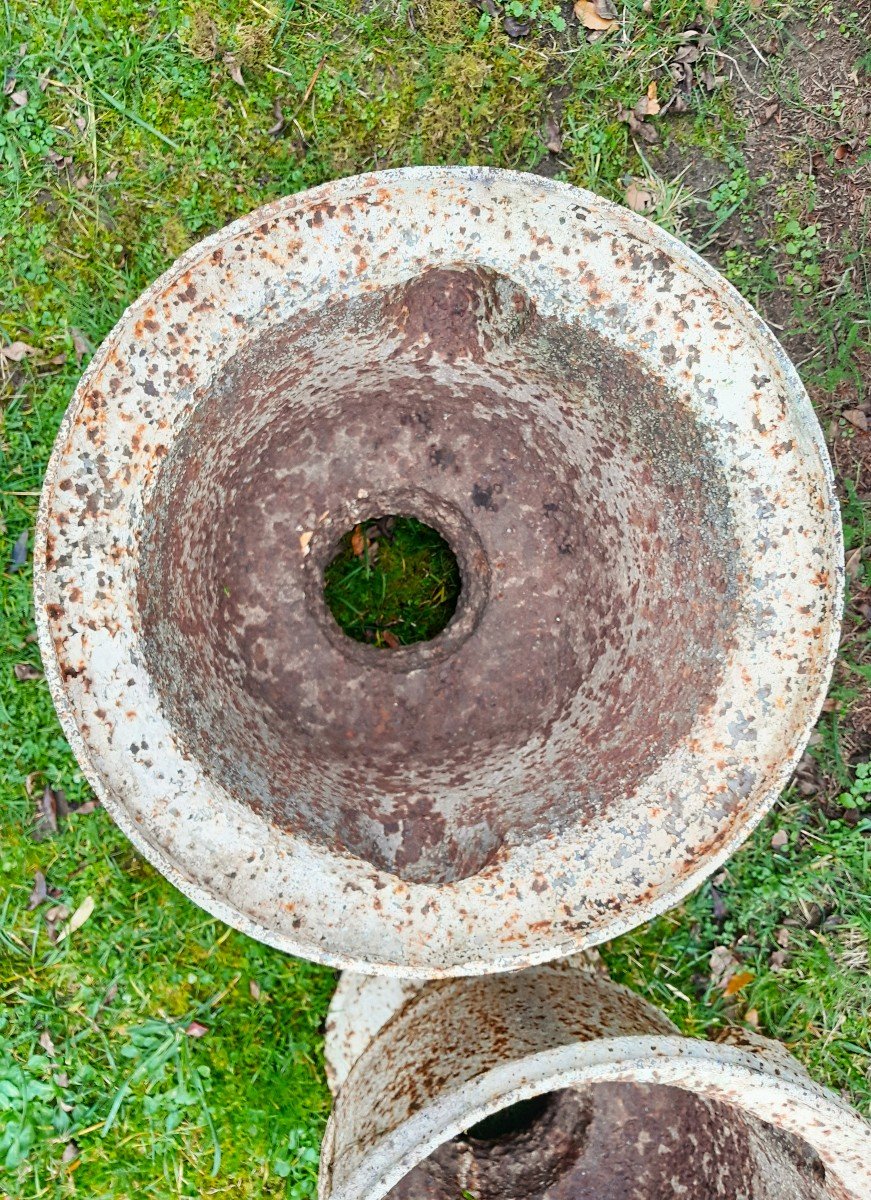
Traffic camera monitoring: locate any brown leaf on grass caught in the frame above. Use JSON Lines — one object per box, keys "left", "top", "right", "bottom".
{"left": 618, "top": 103, "right": 659, "bottom": 144}
{"left": 28, "top": 871, "right": 47, "bottom": 910}
{"left": 709, "top": 944, "right": 740, "bottom": 989}
{"left": 56, "top": 895, "right": 95, "bottom": 942}
{"left": 723, "top": 969, "right": 754, "bottom": 997}
{"left": 62, "top": 1141, "right": 79, "bottom": 1166}
{"left": 503, "top": 14, "right": 531, "bottom": 37}
{"left": 544, "top": 114, "right": 562, "bottom": 155}
{"left": 846, "top": 546, "right": 864, "bottom": 578}
{"left": 770, "top": 828, "right": 788, "bottom": 850}
{"left": 2, "top": 340, "right": 37, "bottom": 362}
{"left": 249, "top": 978, "right": 261, "bottom": 1000}
{"left": 39, "top": 792, "right": 66, "bottom": 838}
{"left": 71, "top": 329, "right": 90, "bottom": 364}
{"left": 268, "top": 97, "right": 285, "bottom": 137}
{"left": 574, "top": 0, "right": 619, "bottom": 32}
{"left": 13, "top": 663, "right": 42, "bottom": 681}
{"left": 672, "top": 42, "right": 701, "bottom": 65}
{"left": 350, "top": 524, "right": 366, "bottom": 557}
{"left": 834, "top": 143, "right": 853, "bottom": 163}
{"left": 44, "top": 902, "right": 70, "bottom": 943}
{"left": 634, "top": 81, "right": 660, "bottom": 117}
{"left": 744, "top": 1007, "right": 760, "bottom": 1028}
{"left": 701, "top": 69, "right": 726, "bottom": 91}
{"left": 3, "top": 77, "right": 15, "bottom": 96}
{"left": 72, "top": 798, "right": 100, "bottom": 815}
{"left": 820, "top": 697, "right": 840, "bottom": 713}
{"left": 843, "top": 408, "right": 868, "bottom": 432}
{"left": 39, "top": 1029, "right": 56, "bottom": 1057}
{"left": 10, "top": 89, "right": 28, "bottom": 108}
{"left": 381, "top": 630, "right": 401, "bottom": 650}
{"left": 9, "top": 528, "right": 28, "bottom": 571}
{"left": 625, "top": 180, "right": 655, "bottom": 213}
{"left": 223, "top": 52, "right": 245, "bottom": 88}
{"left": 185, "top": 1020, "right": 209, "bottom": 1038}
{"left": 769, "top": 948, "right": 788, "bottom": 969}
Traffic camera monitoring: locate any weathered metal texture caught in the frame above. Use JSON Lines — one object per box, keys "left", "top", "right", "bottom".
{"left": 35, "top": 167, "right": 842, "bottom": 976}
{"left": 324, "top": 952, "right": 608, "bottom": 1096}
{"left": 319, "top": 967, "right": 871, "bottom": 1200}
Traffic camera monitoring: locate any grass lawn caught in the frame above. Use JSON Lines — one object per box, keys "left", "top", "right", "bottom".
{"left": 1, "top": 0, "right": 869, "bottom": 1195}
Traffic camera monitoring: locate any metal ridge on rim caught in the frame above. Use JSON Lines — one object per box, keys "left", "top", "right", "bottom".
{"left": 35, "top": 167, "right": 843, "bottom": 976}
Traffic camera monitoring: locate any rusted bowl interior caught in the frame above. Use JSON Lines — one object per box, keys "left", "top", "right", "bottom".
{"left": 138, "top": 264, "right": 736, "bottom": 887}
{"left": 36, "top": 168, "right": 842, "bottom": 974}
{"left": 383, "top": 1082, "right": 840, "bottom": 1200}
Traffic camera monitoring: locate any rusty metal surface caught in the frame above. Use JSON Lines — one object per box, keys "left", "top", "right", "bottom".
{"left": 319, "top": 968, "right": 870, "bottom": 1200}
{"left": 35, "top": 167, "right": 842, "bottom": 975}
{"left": 324, "top": 953, "right": 608, "bottom": 1096}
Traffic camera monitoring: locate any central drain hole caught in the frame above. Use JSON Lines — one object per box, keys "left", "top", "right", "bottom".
{"left": 323, "top": 515, "right": 461, "bottom": 648}
{"left": 461, "top": 1094, "right": 553, "bottom": 1142}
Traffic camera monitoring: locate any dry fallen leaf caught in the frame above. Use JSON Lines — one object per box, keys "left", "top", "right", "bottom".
{"left": 625, "top": 179, "right": 655, "bottom": 213}
{"left": 701, "top": 69, "right": 726, "bottom": 92}
{"left": 770, "top": 828, "right": 788, "bottom": 850}
{"left": 71, "top": 798, "right": 100, "bottom": 816}
{"left": 39, "top": 1029, "right": 56, "bottom": 1057}
{"left": 249, "top": 978, "right": 261, "bottom": 1000}
{"left": 56, "top": 895, "right": 95, "bottom": 942}
{"left": 381, "top": 630, "right": 401, "bottom": 650}
{"left": 709, "top": 944, "right": 740, "bottom": 989}
{"left": 618, "top": 103, "right": 660, "bottom": 144}
{"left": 71, "top": 328, "right": 90, "bottom": 363}
{"left": 350, "top": 524, "right": 366, "bottom": 557}
{"left": 3, "top": 77, "right": 15, "bottom": 96}
{"left": 769, "top": 948, "right": 788, "bottom": 969}
{"left": 723, "top": 969, "right": 754, "bottom": 997}
{"left": 845, "top": 546, "right": 863, "bottom": 578}
{"left": 842, "top": 408, "right": 868, "bottom": 432}
{"left": 185, "top": 1020, "right": 209, "bottom": 1038}
{"left": 9, "top": 528, "right": 28, "bottom": 571}
{"left": 299, "top": 530, "right": 313, "bottom": 556}
{"left": 544, "top": 114, "right": 562, "bottom": 155}
{"left": 268, "top": 97, "right": 285, "bottom": 138}
{"left": 34, "top": 785, "right": 63, "bottom": 841}
{"left": 223, "top": 52, "right": 245, "bottom": 88}
{"left": 642, "top": 80, "right": 660, "bottom": 116}
{"left": 2, "top": 340, "right": 37, "bottom": 362}
{"left": 744, "top": 1007, "right": 760, "bottom": 1028}
{"left": 14, "top": 663, "right": 42, "bottom": 681}
{"left": 10, "top": 88, "right": 28, "bottom": 108}
{"left": 27, "top": 870, "right": 48, "bottom": 910}
{"left": 62, "top": 1141, "right": 79, "bottom": 1166}
{"left": 574, "top": 0, "right": 619, "bottom": 32}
